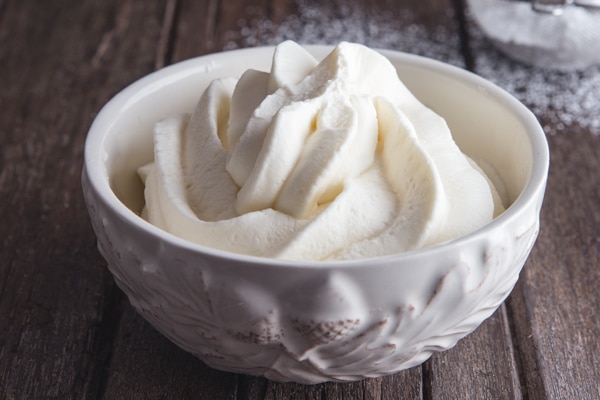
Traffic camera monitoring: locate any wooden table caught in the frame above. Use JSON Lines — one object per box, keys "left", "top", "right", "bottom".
{"left": 2, "top": 0, "right": 599, "bottom": 398}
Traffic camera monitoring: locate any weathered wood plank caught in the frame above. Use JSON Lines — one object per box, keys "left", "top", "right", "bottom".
{"left": 249, "top": 366, "right": 423, "bottom": 400}
{"left": 170, "top": 0, "right": 299, "bottom": 60}
{"left": 465, "top": 8, "right": 600, "bottom": 399}
{"left": 508, "top": 132, "right": 600, "bottom": 400}
{"left": 101, "top": 307, "right": 239, "bottom": 400}
{"left": 427, "top": 306, "right": 522, "bottom": 399}
{"left": 0, "top": 0, "right": 165, "bottom": 398}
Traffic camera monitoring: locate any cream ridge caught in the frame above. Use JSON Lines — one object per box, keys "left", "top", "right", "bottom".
{"left": 138, "top": 41, "right": 505, "bottom": 261}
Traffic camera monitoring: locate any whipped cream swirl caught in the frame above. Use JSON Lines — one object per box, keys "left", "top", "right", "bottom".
{"left": 139, "top": 41, "right": 504, "bottom": 261}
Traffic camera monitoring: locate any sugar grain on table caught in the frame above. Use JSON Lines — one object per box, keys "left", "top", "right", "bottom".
{"left": 226, "top": 1, "right": 600, "bottom": 135}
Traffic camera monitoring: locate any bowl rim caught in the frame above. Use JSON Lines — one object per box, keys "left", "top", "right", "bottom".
{"left": 83, "top": 44, "right": 550, "bottom": 269}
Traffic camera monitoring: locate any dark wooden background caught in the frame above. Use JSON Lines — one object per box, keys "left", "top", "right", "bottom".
{"left": 1, "top": 0, "right": 599, "bottom": 399}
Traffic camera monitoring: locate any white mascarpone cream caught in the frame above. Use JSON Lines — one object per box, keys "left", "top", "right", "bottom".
{"left": 139, "top": 41, "right": 505, "bottom": 261}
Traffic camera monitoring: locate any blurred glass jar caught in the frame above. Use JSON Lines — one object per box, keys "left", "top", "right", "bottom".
{"left": 467, "top": 0, "right": 600, "bottom": 70}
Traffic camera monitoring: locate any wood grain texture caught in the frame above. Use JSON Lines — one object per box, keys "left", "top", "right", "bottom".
{"left": 465, "top": 14, "right": 600, "bottom": 399}
{"left": 101, "top": 307, "right": 239, "bottom": 400}
{"left": 0, "top": 0, "right": 166, "bottom": 398}
{"left": 427, "top": 306, "right": 522, "bottom": 400}
{"left": 171, "top": 0, "right": 299, "bottom": 61}
{"left": 456, "top": 5, "right": 600, "bottom": 399}
{"left": 1, "top": 0, "right": 599, "bottom": 398}
{"left": 507, "top": 132, "right": 600, "bottom": 400}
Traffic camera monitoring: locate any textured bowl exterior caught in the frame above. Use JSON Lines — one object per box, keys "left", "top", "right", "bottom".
{"left": 82, "top": 46, "right": 549, "bottom": 384}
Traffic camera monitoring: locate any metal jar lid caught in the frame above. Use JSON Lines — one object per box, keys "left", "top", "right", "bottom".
{"left": 513, "top": 0, "right": 600, "bottom": 15}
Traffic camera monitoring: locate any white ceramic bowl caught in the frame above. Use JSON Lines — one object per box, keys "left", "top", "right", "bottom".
{"left": 82, "top": 45, "right": 549, "bottom": 384}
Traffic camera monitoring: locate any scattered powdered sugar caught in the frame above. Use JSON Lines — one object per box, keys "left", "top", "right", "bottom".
{"left": 224, "top": 2, "right": 464, "bottom": 66}
{"left": 225, "top": 1, "right": 600, "bottom": 135}
{"left": 466, "top": 2, "right": 600, "bottom": 135}
{"left": 469, "top": 26, "right": 600, "bottom": 135}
